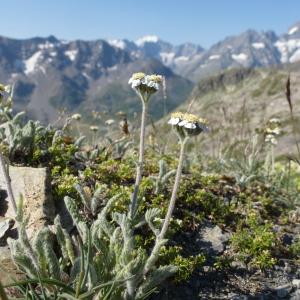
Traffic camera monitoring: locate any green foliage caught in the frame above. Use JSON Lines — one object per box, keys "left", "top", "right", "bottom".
{"left": 151, "top": 159, "right": 176, "bottom": 194}
{"left": 159, "top": 246, "right": 205, "bottom": 282}
{"left": 1, "top": 76, "right": 300, "bottom": 299}
{"left": 230, "top": 212, "right": 276, "bottom": 270}
{"left": 289, "top": 236, "right": 300, "bottom": 259}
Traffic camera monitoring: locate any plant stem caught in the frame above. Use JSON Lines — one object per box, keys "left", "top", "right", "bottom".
{"left": 158, "top": 137, "right": 188, "bottom": 240}
{"left": 143, "top": 137, "right": 188, "bottom": 274}
{"left": 0, "top": 153, "right": 17, "bottom": 214}
{"left": 271, "top": 144, "right": 275, "bottom": 174}
{"left": 129, "top": 98, "right": 148, "bottom": 219}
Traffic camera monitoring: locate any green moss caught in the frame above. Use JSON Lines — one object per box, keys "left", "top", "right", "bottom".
{"left": 159, "top": 246, "right": 206, "bottom": 282}
{"left": 230, "top": 211, "right": 276, "bottom": 270}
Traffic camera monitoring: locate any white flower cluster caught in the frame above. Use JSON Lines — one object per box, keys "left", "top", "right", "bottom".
{"left": 265, "top": 134, "right": 278, "bottom": 145}
{"left": 90, "top": 125, "right": 99, "bottom": 132}
{"left": 105, "top": 119, "right": 115, "bottom": 126}
{"left": 128, "top": 72, "right": 162, "bottom": 93}
{"left": 168, "top": 112, "right": 209, "bottom": 137}
{"left": 264, "top": 119, "right": 281, "bottom": 145}
{"left": 71, "top": 113, "right": 82, "bottom": 121}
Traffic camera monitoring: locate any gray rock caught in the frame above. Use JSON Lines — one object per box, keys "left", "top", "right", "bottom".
{"left": 291, "top": 290, "right": 300, "bottom": 300}
{"left": 0, "top": 165, "right": 54, "bottom": 284}
{"left": 292, "top": 279, "right": 300, "bottom": 289}
{"left": 197, "top": 222, "right": 230, "bottom": 254}
{"left": 275, "top": 284, "right": 293, "bottom": 298}
{"left": 0, "top": 245, "right": 24, "bottom": 285}
{"left": 0, "top": 165, "right": 54, "bottom": 238}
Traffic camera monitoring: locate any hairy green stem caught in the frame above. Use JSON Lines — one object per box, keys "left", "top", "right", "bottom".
{"left": 126, "top": 94, "right": 148, "bottom": 299}
{"left": 144, "top": 137, "right": 188, "bottom": 274}
{"left": 158, "top": 137, "right": 188, "bottom": 239}
{"left": 129, "top": 97, "right": 148, "bottom": 219}
{"left": 0, "top": 153, "right": 17, "bottom": 214}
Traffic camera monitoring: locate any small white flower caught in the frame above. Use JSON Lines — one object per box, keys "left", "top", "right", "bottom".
{"left": 130, "top": 79, "right": 141, "bottom": 88}
{"left": 105, "top": 119, "right": 115, "bottom": 125}
{"left": 269, "top": 118, "right": 280, "bottom": 124}
{"left": 265, "top": 134, "right": 277, "bottom": 145}
{"left": 168, "top": 117, "right": 180, "bottom": 125}
{"left": 128, "top": 72, "right": 146, "bottom": 89}
{"left": 184, "top": 122, "right": 197, "bottom": 129}
{"left": 128, "top": 73, "right": 162, "bottom": 94}
{"left": 168, "top": 112, "right": 209, "bottom": 137}
{"left": 71, "top": 113, "right": 82, "bottom": 121}
{"left": 178, "top": 120, "right": 188, "bottom": 127}
{"left": 90, "top": 125, "right": 99, "bottom": 132}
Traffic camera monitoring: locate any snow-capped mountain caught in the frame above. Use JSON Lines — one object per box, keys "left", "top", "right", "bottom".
{"left": 0, "top": 35, "right": 192, "bottom": 122}
{"left": 107, "top": 35, "right": 204, "bottom": 72}
{"left": 1, "top": 21, "right": 300, "bottom": 122}
{"left": 105, "top": 22, "right": 300, "bottom": 81}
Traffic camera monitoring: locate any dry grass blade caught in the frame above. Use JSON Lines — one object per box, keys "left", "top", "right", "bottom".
{"left": 285, "top": 74, "right": 292, "bottom": 113}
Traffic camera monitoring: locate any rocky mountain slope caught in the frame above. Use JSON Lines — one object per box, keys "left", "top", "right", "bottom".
{"left": 159, "top": 62, "right": 300, "bottom": 156}
{"left": 0, "top": 35, "right": 192, "bottom": 123}
{"left": 1, "top": 21, "right": 300, "bottom": 123}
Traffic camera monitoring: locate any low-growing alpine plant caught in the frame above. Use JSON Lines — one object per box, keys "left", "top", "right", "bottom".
{"left": 2, "top": 73, "right": 209, "bottom": 299}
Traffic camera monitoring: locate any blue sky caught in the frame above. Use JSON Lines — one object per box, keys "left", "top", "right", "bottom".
{"left": 1, "top": 0, "right": 300, "bottom": 48}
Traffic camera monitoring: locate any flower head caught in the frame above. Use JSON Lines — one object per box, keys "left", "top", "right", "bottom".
{"left": 0, "top": 84, "right": 12, "bottom": 103}
{"left": 168, "top": 112, "right": 209, "bottom": 137}
{"left": 105, "top": 119, "right": 115, "bottom": 126}
{"left": 128, "top": 72, "right": 162, "bottom": 99}
{"left": 90, "top": 125, "right": 99, "bottom": 132}
{"left": 71, "top": 113, "right": 82, "bottom": 121}
{"left": 128, "top": 72, "right": 146, "bottom": 89}
{"left": 265, "top": 127, "right": 280, "bottom": 135}
{"left": 265, "top": 134, "right": 277, "bottom": 145}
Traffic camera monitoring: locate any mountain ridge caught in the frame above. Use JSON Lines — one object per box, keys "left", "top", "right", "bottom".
{"left": 1, "top": 21, "right": 300, "bottom": 123}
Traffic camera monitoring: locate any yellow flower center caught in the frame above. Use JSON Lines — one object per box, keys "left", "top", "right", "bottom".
{"left": 148, "top": 74, "right": 162, "bottom": 83}
{"left": 171, "top": 112, "right": 184, "bottom": 119}
{"left": 132, "top": 72, "right": 146, "bottom": 80}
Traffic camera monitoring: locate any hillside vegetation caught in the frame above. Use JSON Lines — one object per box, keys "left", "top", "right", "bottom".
{"left": 0, "top": 68, "right": 299, "bottom": 300}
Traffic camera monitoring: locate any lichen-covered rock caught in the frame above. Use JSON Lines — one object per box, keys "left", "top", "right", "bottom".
{"left": 0, "top": 166, "right": 54, "bottom": 237}
{"left": 0, "top": 165, "right": 54, "bottom": 284}
{"left": 196, "top": 221, "right": 230, "bottom": 255}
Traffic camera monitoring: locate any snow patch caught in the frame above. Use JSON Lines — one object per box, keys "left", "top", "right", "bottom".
{"left": 232, "top": 53, "right": 248, "bottom": 63}
{"left": 209, "top": 55, "right": 220, "bottom": 60}
{"left": 49, "top": 52, "right": 57, "bottom": 57}
{"left": 38, "top": 42, "right": 55, "bottom": 50}
{"left": 290, "top": 48, "right": 300, "bottom": 63}
{"left": 174, "top": 56, "right": 189, "bottom": 62}
{"left": 24, "top": 51, "right": 43, "bottom": 74}
{"left": 160, "top": 52, "right": 175, "bottom": 65}
{"left": 288, "top": 26, "right": 299, "bottom": 35}
{"left": 65, "top": 49, "right": 78, "bottom": 61}
{"left": 82, "top": 72, "right": 90, "bottom": 79}
{"left": 40, "top": 66, "right": 46, "bottom": 75}
{"left": 135, "top": 35, "right": 159, "bottom": 46}
{"left": 107, "top": 65, "right": 118, "bottom": 71}
{"left": 252, "top": 42, "right": 265, "bottom": 49}
{"left": 275, "top": 39, "right": 300, "bottom": 63}
{"left": 108, "top": 39, "right": 126, "bottom": 49}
